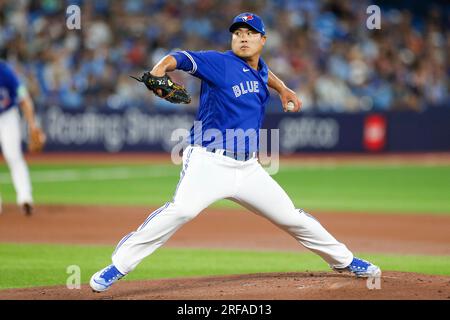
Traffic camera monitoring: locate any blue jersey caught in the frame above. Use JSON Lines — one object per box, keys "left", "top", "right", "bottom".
{"left": 0, "top": 61, "right": 24, "bottom": 114}
{"left": 172, "top": 50, "right": 270, "bottom": 153}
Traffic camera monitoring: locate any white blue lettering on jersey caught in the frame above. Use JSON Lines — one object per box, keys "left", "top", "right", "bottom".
{"left": 172, "top": 50, "right": 270, "bottom": 153}
{"left": 0, "top": 61, "right": 23, "bottom": 114}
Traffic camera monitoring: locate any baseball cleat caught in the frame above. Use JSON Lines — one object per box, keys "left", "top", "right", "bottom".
{"left": 21, "top": 203, "right": 33, "bottom": 216}
{"left": 90, "top": 264, "right": 125, "bottom": 292}
{"left": 333, "top": 257, "right": 381, "bottom": 278}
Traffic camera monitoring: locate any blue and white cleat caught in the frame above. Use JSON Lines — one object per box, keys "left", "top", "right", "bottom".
{"left": 333, "top": 257, "right": 381, "bottom": 278}
{"left": 90, "top": 264, "right": 125, "bottom": 292}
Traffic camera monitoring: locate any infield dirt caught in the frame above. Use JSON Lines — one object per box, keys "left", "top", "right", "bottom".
{"left": 0, "top": 204, "right": 449, "bottom": 300}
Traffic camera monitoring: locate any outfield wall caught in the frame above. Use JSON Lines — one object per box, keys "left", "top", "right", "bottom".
{"left": 29, "top": 107, "right": 450, "bottom": 153}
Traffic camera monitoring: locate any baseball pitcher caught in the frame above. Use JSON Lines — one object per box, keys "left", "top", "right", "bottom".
{"left": 90, "top": 13, "right": 381, "bottom": 292}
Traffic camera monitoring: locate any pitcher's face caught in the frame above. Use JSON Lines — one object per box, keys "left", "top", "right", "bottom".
{"left": 231, "top": 27, "right": 266, "bottom": 59}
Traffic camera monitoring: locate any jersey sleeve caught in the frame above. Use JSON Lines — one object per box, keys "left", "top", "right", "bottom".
{"left": 1, "top": 63, "right": 26, "bottom": 104}
{"left": 4, "top": 64, "right": 21, "bottom": 90}
{"left": 171, "top": 50, "right": 226, "bottom": 85}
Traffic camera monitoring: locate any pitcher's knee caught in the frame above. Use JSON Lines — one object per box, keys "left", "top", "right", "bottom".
{"left": 177, "top": 208, "right": 200, "bottom": 222}
{"left": 296, "top": 208, "right": 321, "bottom": 223}
{"left": 170, "top": 202, "right": 199, "bottom": 222}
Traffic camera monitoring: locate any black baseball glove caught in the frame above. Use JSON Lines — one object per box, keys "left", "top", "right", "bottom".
{"left": 130, "top": 72, "right": 191, "bottom": 104}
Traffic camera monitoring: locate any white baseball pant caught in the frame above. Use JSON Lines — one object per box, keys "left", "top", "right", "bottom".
{"left": 0, "top": 107, "right": 33, "bottom": 205}
{"left": 112, "top": 145, "right": 353, "bottom": 274}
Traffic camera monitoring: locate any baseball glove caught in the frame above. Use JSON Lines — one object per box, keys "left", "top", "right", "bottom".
{"left": 130, "top": 72, "right": 191, "bottom": 104}
{"left": 28, "top": 127, "right": 46, "bottom": 153}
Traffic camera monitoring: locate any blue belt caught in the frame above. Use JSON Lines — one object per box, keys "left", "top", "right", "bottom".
{"left": 205, "top": 147, "right": 256, "bottom": 161}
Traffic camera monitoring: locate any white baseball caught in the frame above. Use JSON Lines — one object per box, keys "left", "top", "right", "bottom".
{"left": 286, "top": 101, "right": 295, "bottom": 112}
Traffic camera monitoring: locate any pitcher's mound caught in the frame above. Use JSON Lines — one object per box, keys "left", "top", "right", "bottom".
{"left": 1, "top": 271, "right": 449, "bottom": 300}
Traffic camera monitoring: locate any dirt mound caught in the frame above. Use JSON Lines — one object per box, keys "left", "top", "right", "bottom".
{"left": 1, "top": 204, "right": 449, "bottom": 300}
{"left": 0, "top": 271, "right": 448, "bottom": 300}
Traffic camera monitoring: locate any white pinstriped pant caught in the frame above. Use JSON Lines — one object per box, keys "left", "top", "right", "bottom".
{"left": 112, "top": 145, "right": 353, "bottom": 274}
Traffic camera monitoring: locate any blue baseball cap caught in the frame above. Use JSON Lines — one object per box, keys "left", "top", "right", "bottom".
{"left": 229, "top": 12, "right": 265, "bottom": 35}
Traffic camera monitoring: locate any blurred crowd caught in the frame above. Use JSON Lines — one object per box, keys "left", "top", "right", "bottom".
{"left": 0, "top": 0, "right": 448, "bottom": 113}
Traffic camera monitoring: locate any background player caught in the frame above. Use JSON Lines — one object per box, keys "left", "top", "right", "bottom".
{"left": 90, "top": 12, "right": 381, "bottom": 292}
{"left": 0, "top": 60, "right": 44, "bottom": 215}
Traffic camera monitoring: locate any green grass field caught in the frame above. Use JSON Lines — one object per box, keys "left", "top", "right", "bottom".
{"left": 1, "top": 161, "right": 449, "bottom": 289}
{"left": 1, "top": 243, "right": 449, "bottom": 289}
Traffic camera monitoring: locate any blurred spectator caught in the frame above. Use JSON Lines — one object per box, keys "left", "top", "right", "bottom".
{"left": 0, "top": 0, "right": 448, "bottom": 113}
